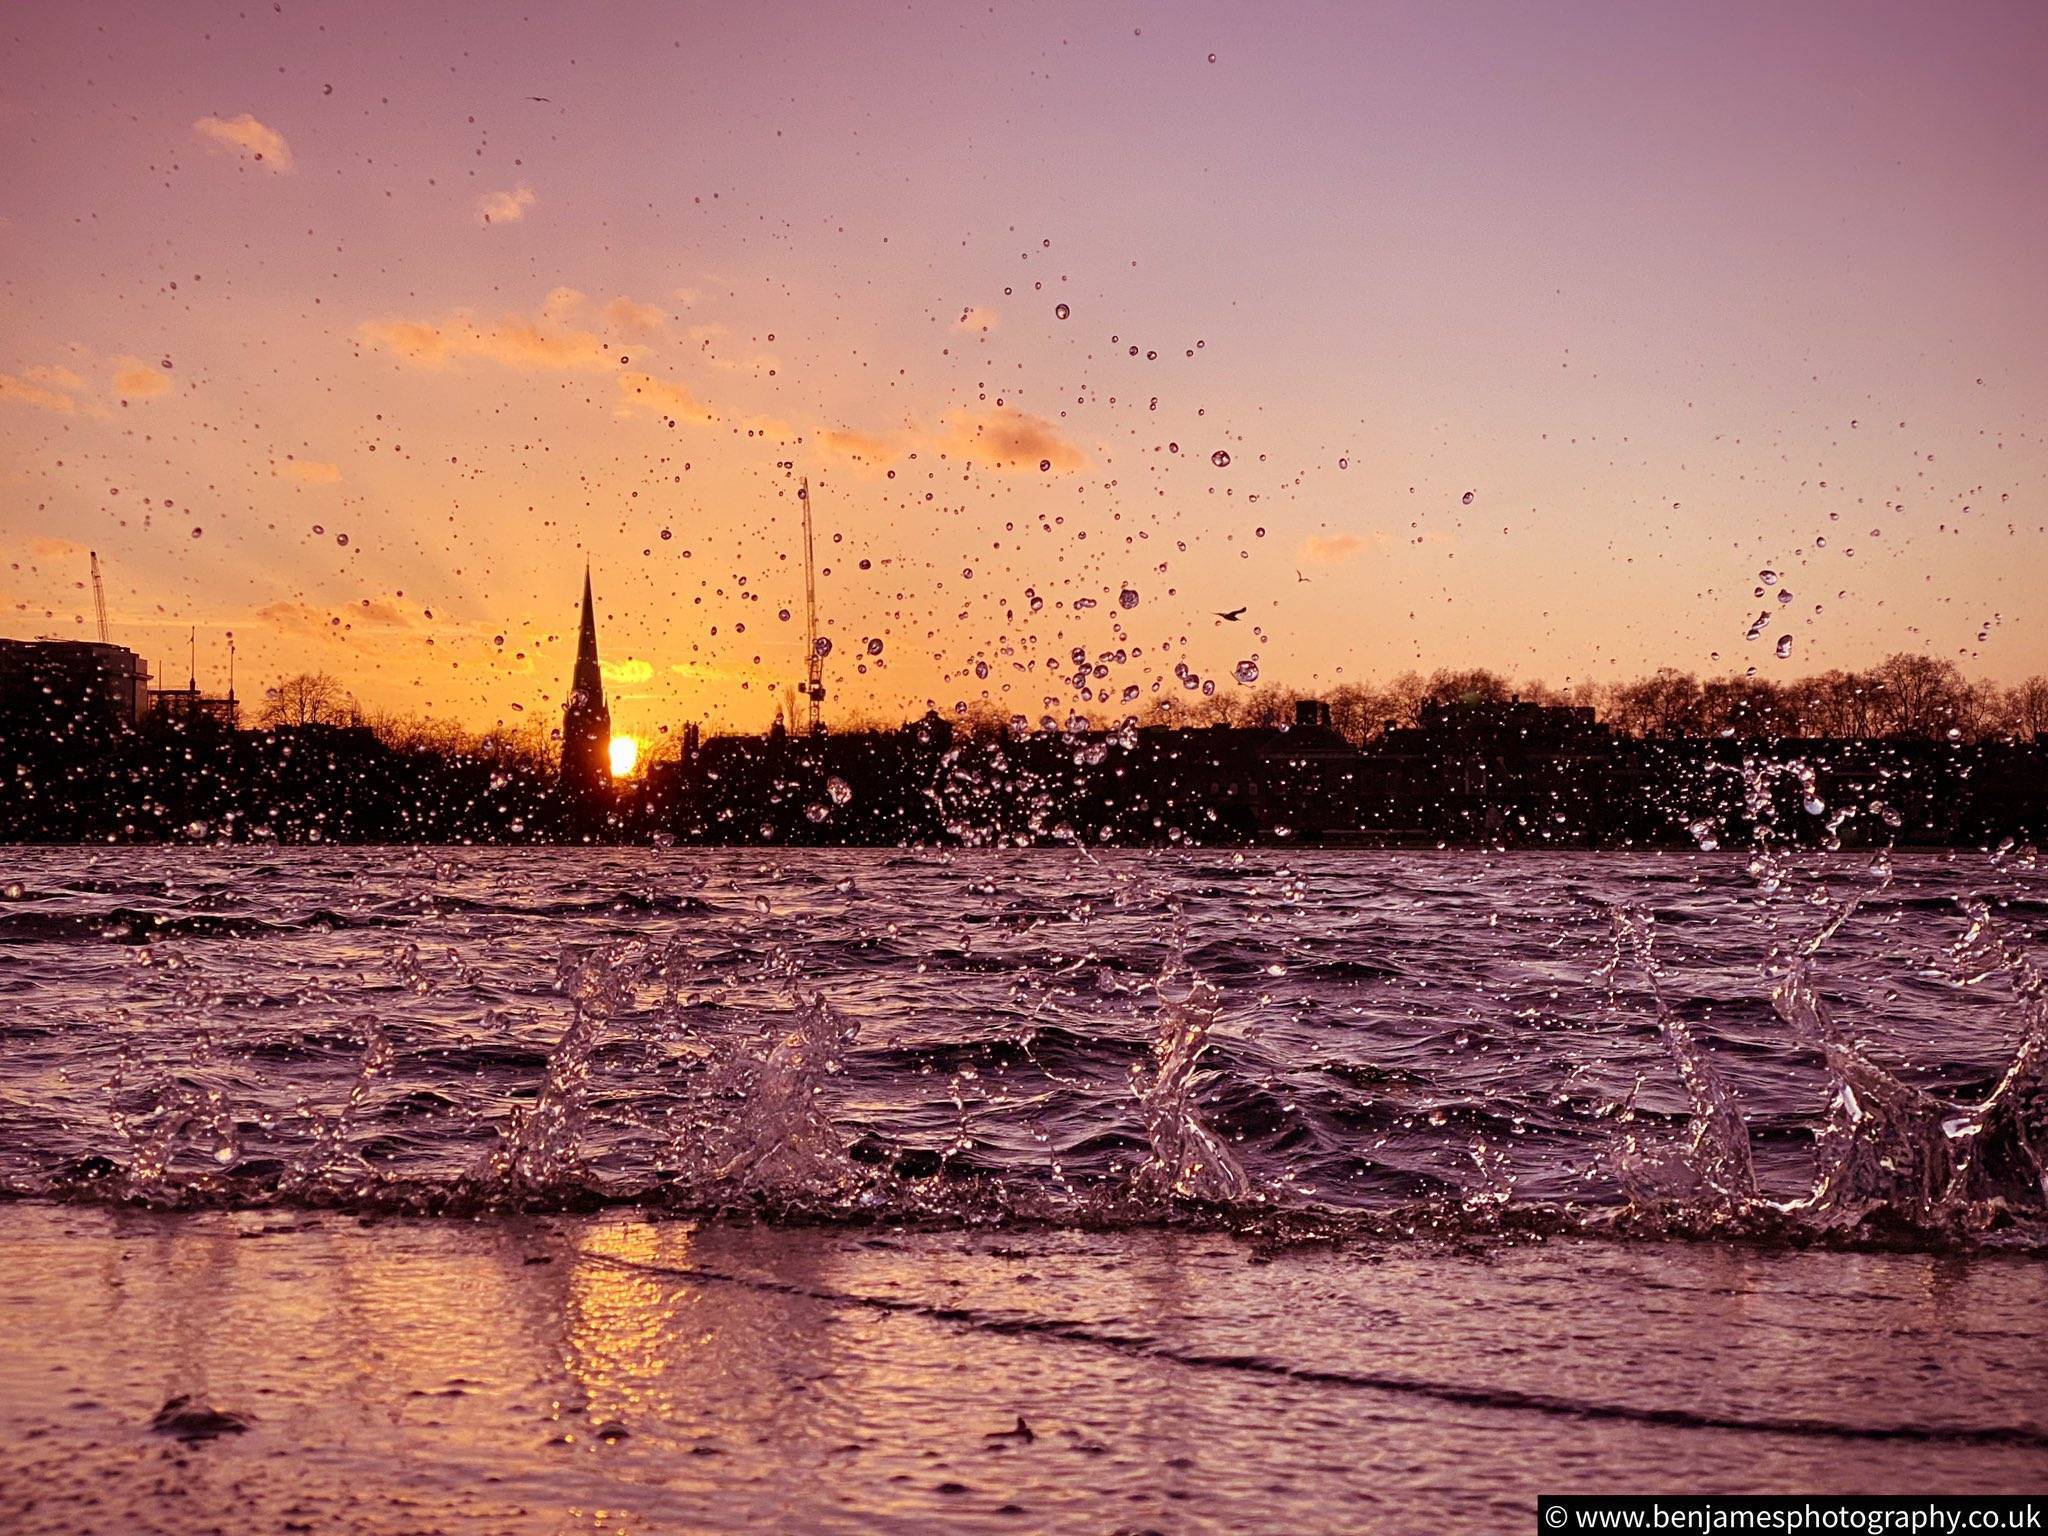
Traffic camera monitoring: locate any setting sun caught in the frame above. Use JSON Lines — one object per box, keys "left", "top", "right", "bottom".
{"left": 608, "top": 735, "right": 639, "bottom": 778}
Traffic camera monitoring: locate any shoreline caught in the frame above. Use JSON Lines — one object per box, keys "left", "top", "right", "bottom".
{"left": 5, "top": 1202, "right": 2045, "bottom": 1533}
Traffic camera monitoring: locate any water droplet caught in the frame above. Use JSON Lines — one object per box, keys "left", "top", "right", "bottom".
{"left": 826, "top": 775, "right": 853, "bottom": 805}
{"left": 1461, "top": 490, "right": 1475, "bottom": 505}
{"left": 1054, "top": 303, "right": 1070, "bottom": 320}
{"left": 189, "top": 526, "right": 203, "bottom": 539}
{"left": 1211, "top": 450, "right": 1230, "bottom": 468}
{"left": 866, "top": 637, "right": 883, "bottom": 656}
{"left": 1775, "top": 635, "right": 1794, "bottom": 659}
{"left": 1234, "top": 659, "right": 1259, "bottom": 684}
{"left": 1119, "top": 586, "right": 1139, "bottom": 609}
{"left": 1759, "top": 568, "right": 1778, "bottom": 586}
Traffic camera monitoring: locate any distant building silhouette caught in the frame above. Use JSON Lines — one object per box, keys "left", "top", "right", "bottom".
{"left": 0, "top": 638, "right": 152, "bottom": 737}
{"left": 559, "top": 567, "right": 612, "bottom": 800}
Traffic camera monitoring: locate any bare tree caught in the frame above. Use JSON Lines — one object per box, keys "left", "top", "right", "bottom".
{"left": 2004, "top": 677, "right": 2048, "bottom": 743}
{"left": 260, "top": 672, "right": 353, "bottom": 729}
{"left": 1869, "top": 654, "right": 1972, "bottom": 739}
{"left": 1607, "top": 669, "right": 1704, "bottom": 738}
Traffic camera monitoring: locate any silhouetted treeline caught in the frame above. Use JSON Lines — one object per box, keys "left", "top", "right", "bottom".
{"left": 1161, "top": 655, "right": 2048, "bottom": 746}
{"left": 2, "top": 658, "right": 2044, "bottom": 847}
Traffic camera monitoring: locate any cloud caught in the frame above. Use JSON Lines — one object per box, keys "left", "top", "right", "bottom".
{"left": 110, "top": 357, "right": 170, "bottom": 398}
{"left": 815, "top": 426, "right": 898, "bottom": 464}
{"left": 477, "top": 184, "right": 536, "bottom": 225}
{"left": 193, "top": 113, "right": 293, "bottom": 171}
{"left": 28, "top": 537, "right": 89, "bottom": 562}
{"left": 934, "top": 407, "right": 1085, "bottom": 472}
{"left": 603, "top": 296, "right": 668, "bottom": 337}
{"left": 255, "top": 597, "right": 420, "bottom": 638}
{"left": 24, "top": 364, "right": 85, "bottom": 392}
{"left": 953, "top": 306, "right": 1000, "bottom": 332}
{"left": 814, "top": 407, "right": 1086, "bottom": 475}
{"left": 0, "top": 372, "right": 77, "bottom": 414}
{"left": 616, "top": 369, "right": 714, "bottom": 423}
{"left": 600, "top": 658, "right": 654, "bottom": 684}
{"left": 1302, "top": 533, "right": 1373, "bottom": 566}
{"left": 358, "top": 288, "right": 609, "bottom": 371}
{"left": 280, "top": 459, "right": 341, "bottom": 484}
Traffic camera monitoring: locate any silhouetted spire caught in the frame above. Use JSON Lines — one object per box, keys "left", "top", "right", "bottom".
{"left": 572, "top": 564, "right": 605, "bottom": 716}
{"left": 560, "top": 564, "right": 612, "bottom": 803}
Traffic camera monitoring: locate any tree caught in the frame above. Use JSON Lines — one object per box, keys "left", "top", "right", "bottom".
{"left": 1869, "top": 654, "right": 1971, "bottom": 739}
{"left": 261, "top": 672, "right": 353, "bottom": 729}
{"left": 2000, "top": 678, "right": 2048, "bottom": 743}
{"left": 1607, "top": 669, "right": 1704, "bottom": 738}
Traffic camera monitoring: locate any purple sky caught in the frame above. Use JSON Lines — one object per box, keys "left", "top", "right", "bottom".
{"left": 3, "top": 0, "right": 2044, "bottom": 733}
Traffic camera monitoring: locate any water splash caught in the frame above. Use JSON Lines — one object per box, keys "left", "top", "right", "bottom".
{"left": 691, "top": 973, "right": 864, "bottom": 1203}
{"left": 486, "top": 938, "right": 658, "bottom": 1198}
{"left": 1131, "top": 963, "right": 1252, "bottom": 1204}
{"left": 279, "top": 1016, "right": 393, "bottom": 1202}
{"left": 1604, "top": 907, "right": 1756, "bottom": 1213}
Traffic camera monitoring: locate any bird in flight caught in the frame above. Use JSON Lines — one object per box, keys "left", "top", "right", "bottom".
{"left": 1295, "top": 570, "right": 1311, "bottom": 583}
{"left": 1215, "top": 607, "right": 1246, "bottom": 621}
{"left": 528, "top": 95, "right": 552, "bottom": 102}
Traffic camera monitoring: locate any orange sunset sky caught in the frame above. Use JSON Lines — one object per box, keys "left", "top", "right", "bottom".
{"left": 3, "top": 0, "right": 2045, "bottom": 740}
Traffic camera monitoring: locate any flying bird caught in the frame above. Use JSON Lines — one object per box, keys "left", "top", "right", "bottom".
{"left": 1215, "top": 607, "right": 1246, "bottom": 621}
{"left": 1295, "top": 570, "right": 1311, "bottom": 583}
{"left": 527, "top": 95, "right": 551, "bottom": 102}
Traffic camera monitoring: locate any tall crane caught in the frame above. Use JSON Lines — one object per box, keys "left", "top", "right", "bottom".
{"left": 89, "top": 551, "right": 110, "bottom": 643}
{"left": 799, "top": 477, "right": 825, "bottom": 734}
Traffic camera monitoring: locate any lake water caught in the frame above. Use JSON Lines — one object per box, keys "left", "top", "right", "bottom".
{"left": 1, "top": 847, "right": 2044, "bottom": 1529}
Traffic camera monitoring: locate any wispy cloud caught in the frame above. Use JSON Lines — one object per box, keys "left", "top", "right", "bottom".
{"left": 0, "top": 372, "right": 78, "bottom": 415}
{"left": 616, "top": 369, "right": 714, "bottom": 423}
{"left": 110, "top": 357, "right": 170, "bottom": 398}
{"left": 602, "top": 296, "right": 668, "bottom": 337}
{"left": 935, "top": 407, "right": 1085, "bottom": 472}
{"left": 600, "top": 658, "right": 654, "bottom": 684}
{"left": 193, "top": 113, "right": 293, "bottom": 171}
{"left": 24, "top": 364, "right": 85, "bottom": 392}
{"left": 814, "top": 426, "right": 898, "bottom": 465}
{"left": 358, "top": 287, "right": 608, "bottom": 371}
{"left": 255, "top": 597, "right": 421, "bottom": 638}
{"left": 279, "top": 459, "right": 341, "bottom": 484}
{"left": 477, "top": 184, "right": 536, "bottom": 225}
{"left": 1302, "top": 532, "right": 1375, "bottom": 566}
{"left": 815, "top": 406, "right": 1086, "bottom": 475}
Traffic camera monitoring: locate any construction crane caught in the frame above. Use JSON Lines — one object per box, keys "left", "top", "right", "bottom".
{"left": 799, "top": 477, "right": 825, "bottom": 734}
{"left": 89, "top": 551, "right": 110, "bottom": 644}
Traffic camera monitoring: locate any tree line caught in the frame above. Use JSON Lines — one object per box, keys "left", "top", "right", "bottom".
{"left": 259, "top": 652, "right": 2048, "bottom": 760}
{"left": 1161, "top": 654, "right": 2048, "bottom": 746}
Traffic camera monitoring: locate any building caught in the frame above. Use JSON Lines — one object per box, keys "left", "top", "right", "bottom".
{"left": 0, "top": 637, "right": 152, "bottom": 736}
{"left": 148, "top": 682, "right": 240, "bottom": 730}
{"left": 560, "top": 567, "right": 612, "bottom": 799}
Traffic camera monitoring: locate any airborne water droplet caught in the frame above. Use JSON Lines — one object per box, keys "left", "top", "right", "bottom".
{"left": 1461, "top": 490, "right": 1475, "bottom": 505}
{"left": 1775, "top": 635, "right": 1794, "bottom": 659}
{"left": 1119, "top": 587, "right": 1139, "bottom": 609}
{"left": 1211, "top": 450, "right": 1230, "bottom": 468}
{"left": 1234, "top": 659, "right": 1259, "bottom": 684}
{"left": 1054, "top": 303, "right": 1070, "bottom": 320}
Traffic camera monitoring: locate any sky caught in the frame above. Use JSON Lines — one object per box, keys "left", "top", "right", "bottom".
{"left": 3, "top": 0, "right": 2045, "bottom": 741}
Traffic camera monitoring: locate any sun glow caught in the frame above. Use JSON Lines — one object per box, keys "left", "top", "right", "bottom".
{"left": 608, "top": 735, "right": 639, "bottom": 778}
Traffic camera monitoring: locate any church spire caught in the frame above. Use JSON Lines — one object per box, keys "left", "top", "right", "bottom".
{"left": 572, "top": 563, "right": 605, "bottom": 714}
{"left": 560, "top": 564, "right": 612, "bottom": 800}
